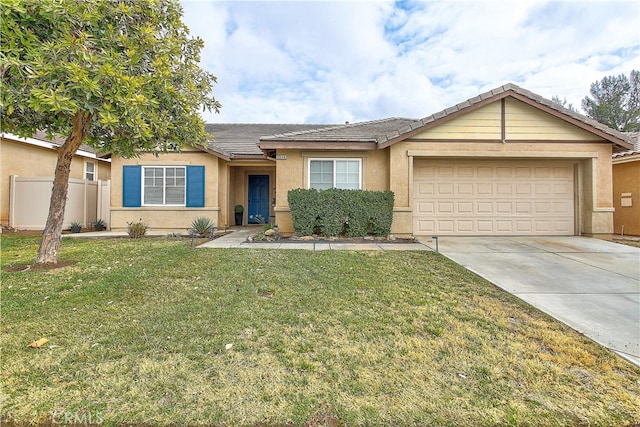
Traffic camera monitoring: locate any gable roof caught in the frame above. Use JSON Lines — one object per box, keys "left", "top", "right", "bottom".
{"left": 203, "top": 83, "right": 634, "bottom": 159}
{"left": 256, "top": 83, "right": 633, "bottom": 153}
{"left": 377, "top": 83, "right": 634, "bottom": 151}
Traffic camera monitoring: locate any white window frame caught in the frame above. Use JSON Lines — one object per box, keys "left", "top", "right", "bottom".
{"left": 308, "top": 158, "right": 362, "bottom": 190}
{"left": 141, "top": 166, "right": 186, "bottom": 206}
{"left": 84, "top": 161, "right": 96, "bottom": 181}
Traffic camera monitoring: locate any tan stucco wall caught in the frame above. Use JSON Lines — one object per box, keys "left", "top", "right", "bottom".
{"left": 110, "top": 151, "right": 221, "bottom": 231}
{"left": 273, "top": 149, "right": 389, "bottom": 233}
{"left": 272, "top": 98, "right": 615, "bottom": 237}
{"left": 1, "top": 137, "right": 111, "bottom": 227}
{"left": 613, "top": 158, "right": 640, "bottom": 236}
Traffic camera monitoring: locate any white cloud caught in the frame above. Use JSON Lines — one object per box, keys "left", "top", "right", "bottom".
{"left": 181, "top": 0, "right": 640, "bottom": 124}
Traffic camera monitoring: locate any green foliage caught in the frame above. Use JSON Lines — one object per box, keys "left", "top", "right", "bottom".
{"left": 127, "top": 219, "right": 148, "bottom": 238}
{"left": 189, "top": 216, "right": 215, "bottom": 235}
{"left": 234, "top": 205, "right": 244, "bottom": 213}
{"left": 581, "top": 70, "right": 640, "bottom": 132}
{"left": 0, "top": 0, "right": 221, "bottom": 155}
{"left": 288, "top": 188, "right": 394, "bottom": 237}
{"left": 287, "top": 189, "right": 321, "bottom": 236}
{"left": 551, "top": 95, "right": 578, "bottom": 113}
{"left": 1, "top": 0, "right": 221, "bottom": 263}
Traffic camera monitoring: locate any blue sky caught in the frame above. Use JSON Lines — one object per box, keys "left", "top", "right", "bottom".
{"left": 180, "top": 0, "right": 639, "bottom": 124}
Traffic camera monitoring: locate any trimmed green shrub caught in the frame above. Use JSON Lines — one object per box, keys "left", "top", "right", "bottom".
{"left": 288, "top": 188, "right": 394, "bottom": 237}
{"left": 287, "top": 188, "right": 320, "bottom": 236}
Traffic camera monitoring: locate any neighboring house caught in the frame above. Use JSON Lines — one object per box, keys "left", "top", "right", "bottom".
{"left": 110, "top": 84, "right": 634, "bottom": 238}
{"left": 612, "top": 132, "right": 640, "bottom": 236}
{"left": 0, "top": 131, "right": 111, "bottom": 229}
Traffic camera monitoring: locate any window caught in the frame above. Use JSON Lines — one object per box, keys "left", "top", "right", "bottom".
{"left": 309, "top": 159, "right": 361, "bottom": 190}
{"left": 85, "top": 161, "right": 96, "bottom": 181}
{"left": 123, "top": 165, "right": 204, "bottom": 208}
{"left": 142, "top": 166, "right": 186, "bottom": 205}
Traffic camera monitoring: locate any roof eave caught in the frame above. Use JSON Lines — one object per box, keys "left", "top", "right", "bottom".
{"left": 258, "top": 141, "right": 378, "bottom": 150}
{"left": 199, "top": 144, "right": 231, "bottom": 161}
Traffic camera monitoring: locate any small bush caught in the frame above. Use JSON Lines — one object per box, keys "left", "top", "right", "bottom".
{"left": 127, "top": 219, "right": 148, "bottom": 238}
{"left": 190, "top": 217, "right": 215, "bottom": 235}
{"left": 288, "top": 188, "right": 394, "bottom": 237}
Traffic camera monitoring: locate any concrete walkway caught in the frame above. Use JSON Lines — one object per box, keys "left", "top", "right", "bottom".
{"left": 427, "top": 236, "right": 640, "bottom": 367}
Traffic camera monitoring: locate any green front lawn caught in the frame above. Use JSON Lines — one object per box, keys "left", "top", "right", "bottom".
{"left": 1, "top": 236, "right": 639, "bottom": 426}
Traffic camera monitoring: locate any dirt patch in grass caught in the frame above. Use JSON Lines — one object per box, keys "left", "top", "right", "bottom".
{"left": 4, "top": 260, "right": 79, "bottom": 272}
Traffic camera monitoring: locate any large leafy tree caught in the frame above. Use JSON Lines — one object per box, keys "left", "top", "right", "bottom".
{"left": 581, "top": 70, "right": 639, "bottom": 132}
{"left": 1, "top": 0, "right": 220, "bottom": 264}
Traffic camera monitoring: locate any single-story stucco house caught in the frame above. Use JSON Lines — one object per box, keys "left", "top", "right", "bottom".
{"left": 612, "top": 132, "right": 640, "bottom": 236}
{"left": 1, "top": 131, "right": 111, "bottom": 230}
{"left": 109, "top": 84, "right": 634, "bottom": 238}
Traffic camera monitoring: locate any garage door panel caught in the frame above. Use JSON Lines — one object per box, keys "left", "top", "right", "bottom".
{"left": 458, "top": 183, "right": 473, "bottom": 195}
{"left": 496, "top": 202, "right": 512, "bottom": 213}
{"left": 416, "top": 182, "right": 434, "bottom": 196}
{"left": 457, "top": 201, "right": 474, "bottom": 214}
{"left": 458, "top": 220, "right": 474, "bottom": 232}
{"left": 437, "top": 201, "right": 454, "bottom": 214}
{"left": 477, "top": 183, "right": 493, "bottom": 195}
{"left": 413, "top": 159, "right": 575, "bottom": 236}
{"left": 438, "top": 182, "right": 454, "bottom": 195}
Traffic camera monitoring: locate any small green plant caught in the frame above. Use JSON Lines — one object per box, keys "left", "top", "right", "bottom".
{"left": 127, "top": 218, "right": 148, "bottom": 238}
{"left": 94, "top": 219, "right": 106, "bottom": 230}
{"left": 234, "top": 205, "right": 244, "bottom": 213}
{"left": 249, "top": 214, "right": 273, "bottom": 232}
{"left": 190, "top": 217, "right": 215, "bottom": 236}
{"left": 70, "top": 221, "right": 82, "bottom": 233}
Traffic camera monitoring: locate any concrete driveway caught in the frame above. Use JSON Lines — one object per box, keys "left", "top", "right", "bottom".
{"left": 424, "top": 236, "right": 640, "bottom": 367}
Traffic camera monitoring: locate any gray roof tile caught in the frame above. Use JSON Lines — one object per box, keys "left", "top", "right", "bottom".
{"left": 204, "top": 123, "right": 335, "bottom": 156}
{"left": 258, "top": 118, "right": 418, "bottom": 143}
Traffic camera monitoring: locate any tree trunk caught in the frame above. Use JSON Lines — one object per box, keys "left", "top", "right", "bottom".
{"left": 35, "top": 111, "right": 91, "bottom": 265}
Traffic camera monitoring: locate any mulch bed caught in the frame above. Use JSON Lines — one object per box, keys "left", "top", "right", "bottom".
{"left": 249, "top": 235, "right": 417, "bottom": 244}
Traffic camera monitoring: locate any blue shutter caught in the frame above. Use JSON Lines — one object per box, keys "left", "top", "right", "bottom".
{"left": 186, "top": 165, "right": 205, "bottom": 207}
{"left": 122, "top": 165, "right": 142, "bottom": 207}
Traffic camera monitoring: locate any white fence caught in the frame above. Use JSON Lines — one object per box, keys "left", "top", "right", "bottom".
{"left": 9, "top": 175, "right": 110, "bottom": 230}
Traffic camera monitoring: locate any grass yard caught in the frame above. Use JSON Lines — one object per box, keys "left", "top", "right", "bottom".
{"left": 1, "top": 235, "right": 639, "bottom": 426}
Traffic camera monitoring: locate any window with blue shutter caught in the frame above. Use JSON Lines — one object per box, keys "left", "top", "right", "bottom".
{"left": 122, "top": 165, "right": 141, "bottom": 207}
{"left": 123, "top": 164, "right": 204, "bottom": 207}
{"left": 186, "top": 165, "right": 205, "bottom": 207}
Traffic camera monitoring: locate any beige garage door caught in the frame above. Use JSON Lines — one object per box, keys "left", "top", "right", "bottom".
{"left": 413, "top": 159, "right": 575, "bottom": 236}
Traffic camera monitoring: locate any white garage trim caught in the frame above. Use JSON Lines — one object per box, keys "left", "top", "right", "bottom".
{"left": 407, "top": 150, "right": 600, "bottom": 159}
{"left": 413, "top": 159, "right": 577, "bottom": 236}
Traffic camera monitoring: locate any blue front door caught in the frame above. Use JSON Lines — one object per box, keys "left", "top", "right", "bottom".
{"left": 248, "top": 175, "right": 270, "bottom": 224}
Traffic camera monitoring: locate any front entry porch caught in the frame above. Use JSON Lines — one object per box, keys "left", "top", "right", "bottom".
{"left": 225, "top": 164, "right": 275, "bottom": 227}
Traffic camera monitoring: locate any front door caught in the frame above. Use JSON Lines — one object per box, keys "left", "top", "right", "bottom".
{"left": 248, "top": 175, "right": 270, "bottom": 224}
